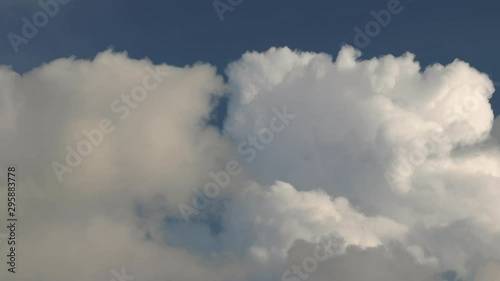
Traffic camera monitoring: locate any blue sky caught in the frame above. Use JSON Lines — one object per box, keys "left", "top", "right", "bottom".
{"left": 1, "top": 0, "right": 499, "bottom": 115}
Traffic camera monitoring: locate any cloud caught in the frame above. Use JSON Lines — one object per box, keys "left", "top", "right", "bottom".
{"left": 0, "top": 46, "right": 499, "bottom": 281}
{"left": 491, "top": 116, "right": 500, "bottom": 141}
{"left": 473, "top": 261, "right": 500, "bottom": 281}
{"left": 284, "top": 239, "right": 443, "bottom": 281}
{"left": 222, "top": 181, "right": 406, "bottom": 262}
{"left": 225, "top": 46, "right": 500, "bottom": 280}
{"left": 225, "top": 45, "right": 499, "bottom": 224}
{"left": 0, "top": 50, "right": 245, "bottom": 280}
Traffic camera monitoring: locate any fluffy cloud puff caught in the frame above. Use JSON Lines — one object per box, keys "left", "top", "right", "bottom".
{"left": 0, "top": 50, "right": 246, "bottom": 281}
{"left": 225, "top": 46, "right": 500, "bottom": 280}
{"left": 226, "top": 45, "right": 499, "bottom": 225}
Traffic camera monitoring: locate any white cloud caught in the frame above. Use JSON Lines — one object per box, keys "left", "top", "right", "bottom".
{"left": 284, "top": 239, "right": 443, "bottom": 281}
{"left": 0, "top": 50, "right": 245, "bottom": 280}
{"left": 225, "top": 46, "right": 500, "bottom": 280}
{"left": 0, "top": 46, "right": 499, "bottom": 281}
{"left": 222, "top": 181, "right": 406, "bottom": 262}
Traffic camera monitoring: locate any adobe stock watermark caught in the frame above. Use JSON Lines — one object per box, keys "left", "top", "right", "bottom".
{"left": 351, "top": 0, "right": 406, "bottom": 49}
{"left": 7, "top": 0, "right": 73, "bottom": 54}
{"left": 237, "top": 107, "right": 296, "bottom": 162}
{"left": 51, "top": 66, "right": 170, "bottom": 182}
{"left": 110, "top": 267, "right": 135, "bottom": 281}
{"left": 178, "top": 106, "right": 296, "bottom": 221}
{"left": 384, "top": 90, "right": 486, "bottom": 191}
{"left": 213, "top": 0, "right": 243, "bottom": 21}
{"left": 282, "top": 237, "right": 341, "bottom": 281}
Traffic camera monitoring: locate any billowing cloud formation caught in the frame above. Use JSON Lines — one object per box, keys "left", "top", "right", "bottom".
{"left": 225, "top": 46, "right": 500, "bottom": 280}
{"left": 0, "top": 46, "right": 498, "bottom": 281}
{"left": 227, "top": 46, "right": 499, "bottom": 225}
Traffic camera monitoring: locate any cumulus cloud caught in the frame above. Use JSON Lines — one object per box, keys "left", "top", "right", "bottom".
{"left": 222, "top": 181, "right": 406, "bottom": 261}
{"left": 0, "top": 50, "right": 245, "bottom": 280}
{"left": 225, "top": 46, "right": 500, "bottom": 280}
{"left": 0, "top": 46, "right": 499, "bottom": 281}
{"left": 284, "top": 239, "right": 442, "bottom": 281}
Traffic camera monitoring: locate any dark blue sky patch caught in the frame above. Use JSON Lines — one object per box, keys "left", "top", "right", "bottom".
{"left": 2, "top": 0, "right": 498, "bottom": 115}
